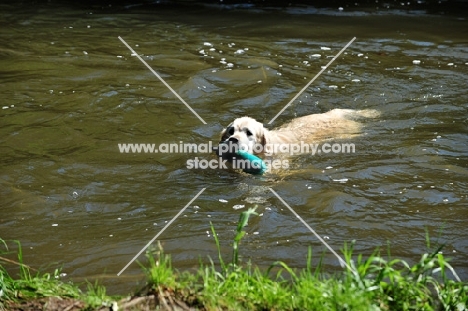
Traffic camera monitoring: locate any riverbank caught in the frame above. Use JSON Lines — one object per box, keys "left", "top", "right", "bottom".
{"left": 2, "top": 211, "right": 467, "bottom": 310}
{"left": 2, "top": 244, "right": 467, "bottom": 310}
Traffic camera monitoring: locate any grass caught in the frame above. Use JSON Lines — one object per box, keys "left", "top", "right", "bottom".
{"left": 0, "top": 239, "right": 115, "bottom": 310}
{"left": 1, "top": 209, "right": 467, "bottom": 310}
{"left": 140, "top": 208, "right": 467, "bottom": 310}
{"left": 0, "top": 239, "right": 78, "bottom": 300}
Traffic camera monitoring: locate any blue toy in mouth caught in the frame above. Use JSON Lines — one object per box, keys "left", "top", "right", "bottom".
{"left": 235, "top": 150, "right": 267, "bottom": 175}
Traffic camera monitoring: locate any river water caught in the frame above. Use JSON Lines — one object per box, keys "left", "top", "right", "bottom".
{"left": 1, "top": 1, "right": 467, "bottom": 294}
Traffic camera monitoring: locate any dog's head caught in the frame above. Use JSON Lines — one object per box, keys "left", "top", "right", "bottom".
{"left": 217, "top": 117, "right": 267, "bottom": 159}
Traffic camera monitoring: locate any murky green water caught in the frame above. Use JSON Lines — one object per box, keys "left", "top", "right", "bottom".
{"left": 1, "top": 2, "right": 467, "bottom": 294}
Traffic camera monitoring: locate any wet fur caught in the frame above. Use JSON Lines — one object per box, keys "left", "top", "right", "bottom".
{"left": 220, "top": 109, "right": 379, "bottom": 156}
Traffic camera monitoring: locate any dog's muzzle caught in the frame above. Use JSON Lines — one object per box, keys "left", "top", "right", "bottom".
{"left": 214, "top": 140, "right": 239, "bottom": 160}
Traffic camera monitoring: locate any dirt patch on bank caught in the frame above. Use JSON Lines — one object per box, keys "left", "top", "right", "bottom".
{"left": 7, "top": 297, "right": 85, "bottom": 311}
{"left": 6, "top": 287, "right": 204, "bottom": 310}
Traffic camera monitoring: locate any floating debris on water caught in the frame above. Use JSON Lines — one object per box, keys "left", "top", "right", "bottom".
{"left": 329, "top": 85, "right": 338, "bottom": 89}
{"left": 413, "top": 60, "right": 421, "bottom": 65}
{"left": 219, "top": 199, "right": 228, "bottom": 203}
{"left": 333, "top": 178, "right": 348, "bottom": 183}
{"left": 203, "top": 42, "right": 212, "bottom": 47}
{"left": 352, "top": 79, "right": 360, "bottom": 82}
{"left": 233, "top": 204, "right": 245, "bottom": 210}
{"left": 310, "top": 54, "right": 321, "bottom": 58}
{"left": 234, "top": 49, "right": 245, "bottom": 55}
{"left": 321, "top": 46, "right": 331, "bottom": 50}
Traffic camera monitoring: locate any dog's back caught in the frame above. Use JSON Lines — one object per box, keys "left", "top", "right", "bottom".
{"left": 273, "top": 109, "right": 379, "bottom": 143}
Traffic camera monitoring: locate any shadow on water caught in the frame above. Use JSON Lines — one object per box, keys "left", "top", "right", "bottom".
{"left": 0, "top": 1, "right": 467, "bottom": 293}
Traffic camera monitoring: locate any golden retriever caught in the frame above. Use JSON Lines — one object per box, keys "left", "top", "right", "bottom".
{"left": 218, "top": 108, "right": 379, "bottom": 159}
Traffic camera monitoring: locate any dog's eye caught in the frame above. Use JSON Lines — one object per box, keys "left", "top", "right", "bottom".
{"left": 246, "top": 130, "right": 253, "bottom": 136}
{"left": 228, "top": 127, "right": 234, "bottom": 135}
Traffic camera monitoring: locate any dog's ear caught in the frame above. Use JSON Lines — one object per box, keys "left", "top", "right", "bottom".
{"left": 258, "top": 124, "right": 267, "bottom": 147}
{"left": 220, "top": 128, "right": 228, "bottom": 143}
{"left": 220, "top": 123, "right": 233, "bottom": 142}
{"left": 261, "top": 128, "right": 267, "bottom": 146}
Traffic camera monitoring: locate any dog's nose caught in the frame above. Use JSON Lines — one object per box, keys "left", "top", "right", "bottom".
{"left": 228, "top": 137, "right": 238, "bottom": 143}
